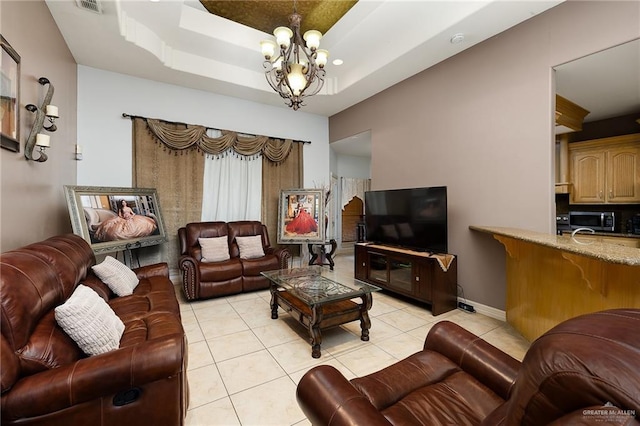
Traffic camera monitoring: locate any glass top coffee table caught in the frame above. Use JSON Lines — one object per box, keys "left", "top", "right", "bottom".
{"left": 262, "top": 266, "right": 380, "bottom": 358}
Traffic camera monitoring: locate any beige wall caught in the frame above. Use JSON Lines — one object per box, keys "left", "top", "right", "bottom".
{"left": 0, "top": 0, "right": 77, "bottom": 251}
{"left": 329, "top": 2, "right": 640, "bottom": 310}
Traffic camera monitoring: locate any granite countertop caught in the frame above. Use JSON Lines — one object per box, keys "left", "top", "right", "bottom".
{"left": 469, "top": 226, "right": 640, "bottom": 266}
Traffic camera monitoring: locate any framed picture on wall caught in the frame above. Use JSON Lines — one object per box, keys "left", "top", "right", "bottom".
{"left": 277, "top": 188, "right": 325, "bottom": 244}
{"left": 1, "top": 35, "right": 20, "bottom": 153}
{"left": 64, "top": 186, "right": 168, "bottom": 254}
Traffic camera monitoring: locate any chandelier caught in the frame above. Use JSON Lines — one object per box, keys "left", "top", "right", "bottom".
{"left": 260, "top": 1, "right": 329, "bottom": 110}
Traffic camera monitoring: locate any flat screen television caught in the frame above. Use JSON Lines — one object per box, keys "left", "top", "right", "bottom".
{"left": 364, "top": 186, "right": 447, "bottom": 254}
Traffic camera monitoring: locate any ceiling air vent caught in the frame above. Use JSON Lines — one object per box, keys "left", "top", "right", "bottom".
{"left": 75, "top": 0, "right": 102, "bottom": 14}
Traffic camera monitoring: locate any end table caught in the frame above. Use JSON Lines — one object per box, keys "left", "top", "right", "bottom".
{"left": 308, "top": 239, "right": 337, "bottom": 270}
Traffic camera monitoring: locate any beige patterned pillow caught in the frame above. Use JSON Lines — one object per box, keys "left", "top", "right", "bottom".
{"left": 54, "top": 285, "right": 125, "bottom": 356}
{"left": 236, "top": 235, "right": 265, "bottom": 259}
{"left": 199, "top": 236, "right": 230, "bottom": 262}
{"left": 92, "top": 256, "right": 139, "bottom": 296}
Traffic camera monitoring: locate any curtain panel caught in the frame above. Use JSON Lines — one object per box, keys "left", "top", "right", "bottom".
{"left": 131, "top": 117, "right": 304, "bottom": 270}
{"left": 145, "top": 118, "right": 294, "bottom": 164}
{"left": 262, "top": 143, "right": 303, "bottom": 255}
{"left": 341, "top": 178, "right": 371, "bottom": 210}
{"left": 201, "top": 128, "right": 263, "bottom": 222}
{"left": 133, "top": 118, "right": 204, "bottom": 269}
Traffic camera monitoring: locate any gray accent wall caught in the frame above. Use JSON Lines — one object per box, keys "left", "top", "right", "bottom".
{"left": 328, "top": 1, "right": 640, "bottom": 310}
{"left": 0, "top": 0, "right": 78, "bottom": 252}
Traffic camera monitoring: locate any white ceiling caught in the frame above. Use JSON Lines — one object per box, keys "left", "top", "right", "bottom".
{"left": 46, "top": 0, "right": 638, "bottom": 158}
{"left": 45, "top": 0, "right": 563, "bottom": 119}
{"left": 555, "top": 38, "right": 640, "bottom": 123}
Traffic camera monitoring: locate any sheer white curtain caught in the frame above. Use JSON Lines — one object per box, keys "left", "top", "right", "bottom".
{"left": 201, "top": 130, "right": 262, "bottom": 221}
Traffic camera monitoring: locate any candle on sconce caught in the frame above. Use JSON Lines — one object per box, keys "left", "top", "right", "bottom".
{"left": 35, "top": 133, "right": 50, "bottom": 147}
{"left": 75, "top": 144, "right": 83, "bottom": 161}
{"left": 45, "top": 105, "right": 59, "bottom": 118}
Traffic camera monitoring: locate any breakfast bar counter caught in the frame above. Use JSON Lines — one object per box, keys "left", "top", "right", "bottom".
{"left": 470, "top": 226, "right": 640, "bottom": 341}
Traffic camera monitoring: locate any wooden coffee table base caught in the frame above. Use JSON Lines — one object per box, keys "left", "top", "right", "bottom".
{"left": 271, "top": 289, "right": 373, "bottom": 358}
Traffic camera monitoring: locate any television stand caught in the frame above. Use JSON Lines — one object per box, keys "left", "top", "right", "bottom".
{"left": 354, "top": 243, "right": 457, "bottom": 315}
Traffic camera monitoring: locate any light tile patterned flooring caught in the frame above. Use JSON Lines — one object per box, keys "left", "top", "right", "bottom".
{"left": 177, "top": 254, "right": 530, "bottom": 426}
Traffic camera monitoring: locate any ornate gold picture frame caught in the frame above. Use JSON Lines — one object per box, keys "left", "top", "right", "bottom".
{"left": 1, "top": 35, "right": 20, "bottom": 153}
{"left": 277, "top": 188, "right": 325, "bottom": 244}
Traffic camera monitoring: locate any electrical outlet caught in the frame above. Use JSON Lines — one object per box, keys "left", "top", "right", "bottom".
{"left": 458, "top": 302, "right": 475, "bottom": 313}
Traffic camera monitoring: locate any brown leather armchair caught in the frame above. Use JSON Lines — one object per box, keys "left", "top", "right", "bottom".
{"left": 297, "top": 309, "right": 640, "bottom": 426}
{"left": 178, "top": 221, "right": 290, "bottom": 301}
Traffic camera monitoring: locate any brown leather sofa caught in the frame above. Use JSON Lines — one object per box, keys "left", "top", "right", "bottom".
{"left": 297, "top": 309, "right": 640, "bottom": 426}
{"left": 178, "top": 221, "right": 290, "bottom": 301}
{"left": 0, "top": 234, "right": 188, "bottom": 426}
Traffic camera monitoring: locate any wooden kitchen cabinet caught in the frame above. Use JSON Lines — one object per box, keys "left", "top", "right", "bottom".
{"left": 570, "top": 134, "right": 640, "bottom": 204}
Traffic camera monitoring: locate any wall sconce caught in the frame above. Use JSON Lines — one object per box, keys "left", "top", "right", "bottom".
{"left": 24, "top": 77, "right": 58, "bottom": 162}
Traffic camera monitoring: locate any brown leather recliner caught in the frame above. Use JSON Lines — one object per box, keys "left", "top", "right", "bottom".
{"left": 0, "top": 234, "right": 188, "bottom": 426}
{"left": 178, "top": 221, "right": 290, "bottom": 301}
{"left": 297, "top": 309, "right": 640, "bottom": 426}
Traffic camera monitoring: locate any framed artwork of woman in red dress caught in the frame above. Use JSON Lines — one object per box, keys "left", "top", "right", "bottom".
{"left": 277, "top": 188, "right": 325, "bottom": 244}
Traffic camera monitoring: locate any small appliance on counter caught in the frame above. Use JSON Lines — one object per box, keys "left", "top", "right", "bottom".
{"left": 627, "top": 214, "right": 640, "bottom": 235}
{"left": 556, "top": 213, "right": 570, "bottom": 234}
{"left": 568, "top": 211, "right": 615, "bottom": 232}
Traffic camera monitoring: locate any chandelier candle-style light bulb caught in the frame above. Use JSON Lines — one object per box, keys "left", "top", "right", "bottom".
{"left": 274, "top": 27, "right": 293, "bottom": 48}
{"left": 303, "top": 30, "right": 321, "bottom": 50}
{"left": 260, "top": 2, "right": 329, "bottom": 110}
{"left": 316, "top": 50, "right": 329, "bottom": 68}
{"left": 45, "top": 105, "right": 59, "bottom": 118}
{"left": 260, "top": 40, "right": 277, "bottom": 59}
{"left": 35, "top": 133, "right": 50, "bottom": 147}
{"left": 287, "top": 63, "right": 306, "bottom": 96}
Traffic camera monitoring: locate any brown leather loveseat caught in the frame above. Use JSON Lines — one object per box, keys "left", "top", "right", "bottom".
{"left": 178, "top": 221, "right": 290, "bottom": 301}
{"left": 297, "top": 309, "right": 640, "bottom": 425}
{"left": 0, "top": 234, "right": 188, "bottom": 426}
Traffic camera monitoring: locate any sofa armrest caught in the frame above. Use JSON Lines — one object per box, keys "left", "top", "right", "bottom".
{"left": 134, "top": 262, "right": 169, "bottom": 280}
{"left": 2, "top": 333, "right": 186, "bottom": 421}
{"left": 266, "top": 247, "right": 291, "bottom": 269}
{"left": 178, "top": 255, "right": 200, "bottom": 300}
{"left": 297, "top": 365, "right": 392, "bottom": 426}
{"left": 424, "top": 321, "right": 520, "bottom": 400}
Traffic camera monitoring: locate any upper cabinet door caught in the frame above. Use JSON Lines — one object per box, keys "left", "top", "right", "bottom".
{"left": 607, "top": 145, "right": 640, "bottom": 203}
{"left": 571, "top": 150, "right": 605, "bottom": 203}
{"left": 569, "top": 134, "right": 640, "bottom": 205}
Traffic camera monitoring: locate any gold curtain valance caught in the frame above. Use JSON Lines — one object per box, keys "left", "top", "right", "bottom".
{"left": 127, "top": 115, "right": 301, "bottom": 164}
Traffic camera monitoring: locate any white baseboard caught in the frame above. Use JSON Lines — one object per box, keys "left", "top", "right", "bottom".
{"left": 458, "top": 297, "right": 506, "bottom": 322}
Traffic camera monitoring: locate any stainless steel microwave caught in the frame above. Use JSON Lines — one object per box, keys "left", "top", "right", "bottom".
{"left": 569, "top": 211, "right": 615, "bottom": 232}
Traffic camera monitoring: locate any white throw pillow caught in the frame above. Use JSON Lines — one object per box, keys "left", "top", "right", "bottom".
{"left": 92, "top": 256, "right": 139, "bottom": 296}
{"left": 199, "top": 236, "right": 230, "bottom": 262}
{"left": 236, "top": 235, "right": 265, "bottom": 260}
{"left": 54, "top": 285, "right": 125, "bottom": 356}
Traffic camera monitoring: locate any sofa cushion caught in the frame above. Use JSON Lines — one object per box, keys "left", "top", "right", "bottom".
{"left": 241, "top": 254, "right": 279, "bottom": 276}
{"left": 54, "top": 285, "right": 125, "bottom": 356}
{"left": 199, "top": 259, "right": 243, "bottom": 282}
{"left": 236, "top": 235, "right": 265, "bottom": 259}
{"left": 16, "top": 310, "right": 83, "bottom": 376}
{"left": 199, "top": 236, "right": 230, "bottom": 262}
{"left": 92, "top": 256, "right": 139, "bottom": 296}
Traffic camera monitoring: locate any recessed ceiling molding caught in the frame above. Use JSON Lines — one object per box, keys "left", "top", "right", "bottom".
{"left": 171, "top": 50, "right": 267, "bottom": 90}
{"left": 179, "top": 4, "right": 264, "bottom": 51}
{"left": 116, "top": 3, "right": 266, "bottom": 90}
{"left": 556, "top": 94, "right": 590, "bottom": 132}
